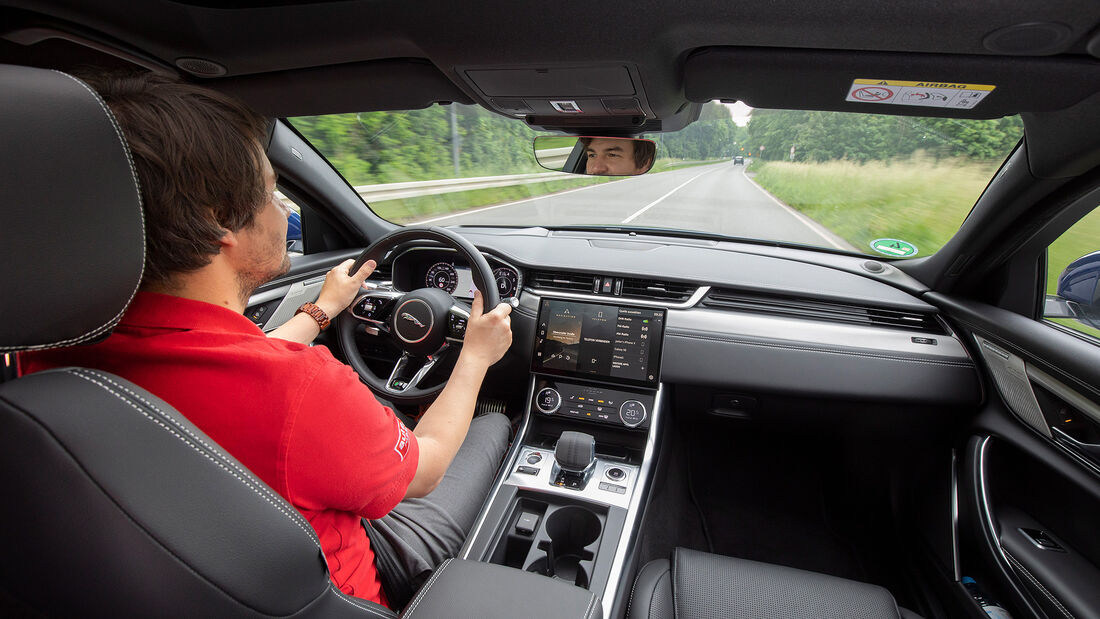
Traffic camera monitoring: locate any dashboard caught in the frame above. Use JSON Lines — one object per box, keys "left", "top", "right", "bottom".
{"left": 250, "top": 226, "right": 982, "bottom": 409}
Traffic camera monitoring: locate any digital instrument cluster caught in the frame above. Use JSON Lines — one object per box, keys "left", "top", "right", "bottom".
{"left": 391, "top": 249, "right": 521, "bottom": 300}
{"left": 422, "top": 261, "right": 520, "bottom": 299}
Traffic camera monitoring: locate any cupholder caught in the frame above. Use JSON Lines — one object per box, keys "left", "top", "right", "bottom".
{"left": 545, "top": 506, "right": 601, "bottom": 550}
{"left": 526, "top": 506, "right": 601, "bottom": 588}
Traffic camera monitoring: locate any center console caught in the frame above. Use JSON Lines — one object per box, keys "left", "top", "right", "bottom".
{"left": 461, "top": 296, "right": 666, "bottom": 618}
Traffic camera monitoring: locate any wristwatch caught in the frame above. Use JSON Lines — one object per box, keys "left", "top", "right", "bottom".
{"left": 295, "top": 302, "right": 331, "bottom": 330}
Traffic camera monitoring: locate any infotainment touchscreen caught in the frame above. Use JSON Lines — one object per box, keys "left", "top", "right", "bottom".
{"left": 532, "top": 298, "right": 665, "bottom": 388}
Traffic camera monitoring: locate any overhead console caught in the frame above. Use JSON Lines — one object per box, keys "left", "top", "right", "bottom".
{"left": 455, "top": 63, "right": 686, "bottom": 133}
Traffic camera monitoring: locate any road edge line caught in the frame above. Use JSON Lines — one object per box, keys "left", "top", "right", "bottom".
{"left": 739, "top": 167, "right": 854, "bottom": 252}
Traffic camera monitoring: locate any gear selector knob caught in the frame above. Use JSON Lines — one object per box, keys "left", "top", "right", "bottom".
{"left": 555, "top": 431, "right": 595, "bottom": 473}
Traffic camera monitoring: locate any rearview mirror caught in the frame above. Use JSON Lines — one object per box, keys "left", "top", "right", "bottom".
{"left": 533, "top": 136, "right": 656, "bottom": 176}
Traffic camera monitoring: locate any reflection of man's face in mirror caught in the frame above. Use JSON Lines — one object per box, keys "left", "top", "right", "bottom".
{"left": 585, "top": 138, "right": 646, "bottom": 175}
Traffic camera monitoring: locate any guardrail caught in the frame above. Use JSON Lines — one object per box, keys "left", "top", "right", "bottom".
{"left": 278, "top": 171, "right": 579, "bottom": 206}
{"left": 352, "top": 171, "right": 578, "bottom": 202}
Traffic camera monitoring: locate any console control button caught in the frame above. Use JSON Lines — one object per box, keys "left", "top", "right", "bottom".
{"left": 535, "top": 388, "right": 561, "bottom": 414}
{"left": 606, "top": 467, "right": 626, "bottom": 481}
{"left": 598, "top": 482, "right": 627, "bottom": 494}
{"left": 516, "top": 465, "right": 539, "bottom": 475}
{"left": 526, "top": 453, "right": 543, "bottom": 465}
{"left": 515, "top": 512, "right": 540, "bottom": 536}
{"left": 619, "top": 400, "right": 647, "bottom": 427}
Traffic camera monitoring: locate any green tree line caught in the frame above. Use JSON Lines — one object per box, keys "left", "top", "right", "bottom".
{"left": 290, "top": 104, "right": 544, "bottom": 185}
{"left": 291, "top": 101, "right": 745, "bottom": 185}
{"left": 648, "top": 102, "right": 746, "bottom": 160}
{"left": 745, "top": 109, "right": 1022, "bottom": 163}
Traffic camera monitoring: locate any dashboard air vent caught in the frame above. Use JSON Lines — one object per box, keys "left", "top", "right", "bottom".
{"left": 703, "top": 289, "right": 945, "bottom": 334}
{"left": 529, "top": 270, "right": 597, "bottom": 293}
{"left": 369, "top": 263, "right": 393, "bottom": 281}
{"left": 620, "top": 277, "right": 695, "bottom": 302}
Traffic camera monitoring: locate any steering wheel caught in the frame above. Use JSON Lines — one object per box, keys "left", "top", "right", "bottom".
{"left": 337, "top": 226, "right": 500, "bottom": 403}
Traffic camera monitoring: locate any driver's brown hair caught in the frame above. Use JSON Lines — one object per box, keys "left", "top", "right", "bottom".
{"left": 578, "top": 136, "right": 657, "bottom": 170}
{"left": 78, "top": 71, "right": 270, "bottom": 288}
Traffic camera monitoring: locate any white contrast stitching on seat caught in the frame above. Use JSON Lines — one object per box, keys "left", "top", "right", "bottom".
{"left": 0, "top": 71, "right": 146, "bottom": 353}
{"left": 75, "top": 369, "right": 320, "bottom": 546}
{"left": 626, "top": 562, "right": 646, "bottom": 619}
{"left": 329, "top": 584, "right": 395, "bottom": 618}
{"left": 1005, "top": 550, "right": 1075, "bottom": 619}
{"left": 66, "top": 370, "right": 321, "bottom": 549}
{"left": 585, "top": 592, "right": 599, "bottom": 619}
{"left": 401, "top": 558, "right": 452, "bottom": 617}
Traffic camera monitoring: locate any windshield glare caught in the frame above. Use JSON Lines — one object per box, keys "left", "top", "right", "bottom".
{"left": 290, "top": 102, "right": 1022, "bottom": 258}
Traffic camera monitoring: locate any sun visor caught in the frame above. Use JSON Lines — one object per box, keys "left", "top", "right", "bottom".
{"left": 212, "top": 59, "right": 473, "bottom": 117}
{"left": 684, "top": 47, "right": 1100, "bottom": 119}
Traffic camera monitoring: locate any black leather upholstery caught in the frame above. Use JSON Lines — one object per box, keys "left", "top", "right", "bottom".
{"left": 627, "top": 559, "right": 674, "bottom": 619}
{"left": 0, "top": 64, "right": 144, "bottom": 352}
{"left": 399, "top": 558, "right": 602, "bottom": 619}
{"left": 0, "top": 65, "right": 393, "bottom": 617}
{"left": 629, "top": 548, "right": 919, "bottom": 619}
{"left": 0, "top": 369, "right": 392, "bottom": 617}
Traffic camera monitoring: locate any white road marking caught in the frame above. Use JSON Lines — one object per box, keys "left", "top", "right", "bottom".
{"left": 414, "top": 177, "right": 626, "bottom": 224}
{"left": 739, "top": 167, "right": 850, "bottom": 251}
{"left": 620, "top": 168, "right": 715, "bottom": 224}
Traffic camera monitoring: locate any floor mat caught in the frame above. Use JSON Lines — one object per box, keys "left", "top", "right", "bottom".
{"left": 686, "top": 423, "right": 888, "bottom": 584}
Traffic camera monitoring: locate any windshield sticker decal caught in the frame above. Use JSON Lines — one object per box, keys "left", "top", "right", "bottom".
{"left": 846, "top": 79, "right": 995, "bottom": 110}
{"left": 870, "top": 238, "right": 918, "bottom": 257}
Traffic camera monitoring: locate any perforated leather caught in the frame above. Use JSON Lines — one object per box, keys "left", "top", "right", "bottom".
{"left": 630, "top": 549, "right": 916, "bottom": 619}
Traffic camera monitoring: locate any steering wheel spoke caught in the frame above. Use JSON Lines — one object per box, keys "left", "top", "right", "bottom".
{"left": 349, "top": 283, "right": 402, "bottom": 328}
{"left": 384, "top": 344, "right": 451, "bottom": 394}
{"left": 445, "top": 302, "right": 471, "bottom": 343}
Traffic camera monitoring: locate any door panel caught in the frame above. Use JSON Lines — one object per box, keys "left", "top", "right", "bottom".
{"left": 931, "top": 294, "right": 1100, "bottom": 619}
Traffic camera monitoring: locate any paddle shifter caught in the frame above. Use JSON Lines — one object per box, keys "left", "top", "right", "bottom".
{"left": 553, "top": 431, "right": 596, "bottom": 490}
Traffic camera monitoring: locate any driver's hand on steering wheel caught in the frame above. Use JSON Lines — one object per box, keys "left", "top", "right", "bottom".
{"left": 460, "top": 290, "right": 512, "bottom": 368}
{"left": 315, "top": 258, "right": 376, "bottom": 318}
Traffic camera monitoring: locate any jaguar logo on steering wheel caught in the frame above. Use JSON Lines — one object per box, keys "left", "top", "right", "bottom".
{"left": 400, "top": 312, "right": 426, "bottom": 328}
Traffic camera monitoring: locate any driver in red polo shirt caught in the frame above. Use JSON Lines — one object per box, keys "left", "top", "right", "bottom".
{"left": 20, "top": 72, "right": 513, "bottom": 609}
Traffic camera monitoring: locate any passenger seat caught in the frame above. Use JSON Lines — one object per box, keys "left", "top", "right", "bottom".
{"left": 628, "top": 548, "right": 922, "bottom": 619}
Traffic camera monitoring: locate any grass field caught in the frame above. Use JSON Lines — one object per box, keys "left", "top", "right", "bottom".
{"left": 752, "top": 155, "right": 999, "bottom": 257}
{"left": 753, "top": 156, "right": 1100, "bottom": 339}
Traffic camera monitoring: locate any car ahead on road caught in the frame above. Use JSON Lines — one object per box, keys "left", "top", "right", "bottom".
{"left": 734, "top": 155, "right": 744, "bottom": 164}
{"left": 2, "top": 2, "right": 1100, "bottom": 619}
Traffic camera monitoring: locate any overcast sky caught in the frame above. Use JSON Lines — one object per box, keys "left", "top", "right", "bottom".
{"left": 723, "top": 101, "right": 753, "bottom": 126}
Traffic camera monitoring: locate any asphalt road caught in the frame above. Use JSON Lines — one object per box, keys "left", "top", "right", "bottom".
{"left": 416, "top": 161, "right": 855, "bottom": 251}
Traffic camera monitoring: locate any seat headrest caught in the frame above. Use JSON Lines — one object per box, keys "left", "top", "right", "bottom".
{"left": 0, "top": 65, "right": 145, "bottom": 352}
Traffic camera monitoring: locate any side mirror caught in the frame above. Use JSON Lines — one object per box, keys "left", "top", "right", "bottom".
{"left": 1049, "top": 251, "right": 1100, "bottom": 329}
{"left": 533, "top": 136, "right": 656, "bottom": 176}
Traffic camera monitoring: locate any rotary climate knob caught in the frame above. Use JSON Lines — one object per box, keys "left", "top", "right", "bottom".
{"left": 535, "top": 388, "right": 561, "bottom": 414}
{"left": 619, "top": 400, "right": 647, "bottom": 427}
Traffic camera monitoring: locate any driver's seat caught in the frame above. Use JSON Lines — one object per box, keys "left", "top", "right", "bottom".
{"left": 0, "top": 65, "right": 395, "bottom": 617}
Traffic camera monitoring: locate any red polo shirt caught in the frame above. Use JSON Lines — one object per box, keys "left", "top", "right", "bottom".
{"left": 20, "top": 291, "right": 418, "bottom": 605}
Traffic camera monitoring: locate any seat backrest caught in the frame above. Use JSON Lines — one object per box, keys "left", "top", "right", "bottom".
{"left": 0, "top": 64, "right": 391, "bottom": 618}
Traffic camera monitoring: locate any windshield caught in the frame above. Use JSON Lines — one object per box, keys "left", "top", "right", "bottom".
{"left": 290, "top": 102, "right": 1022, "bottom": 258}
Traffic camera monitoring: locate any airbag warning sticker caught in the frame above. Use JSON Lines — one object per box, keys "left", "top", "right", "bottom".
{"left": 846, "top": 79, "right": 995, "bottom": 109}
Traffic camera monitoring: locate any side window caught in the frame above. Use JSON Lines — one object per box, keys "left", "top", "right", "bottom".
{"left": 1043, "top": 206, "right": 1100, "bottom": 340}
{"left": 276, "top": 188, "right": 304, "bottom": 256}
